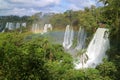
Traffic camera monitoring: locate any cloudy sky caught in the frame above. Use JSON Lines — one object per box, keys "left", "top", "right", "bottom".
{"left": 0, "top": 0, "right": 103, "bottom": 16}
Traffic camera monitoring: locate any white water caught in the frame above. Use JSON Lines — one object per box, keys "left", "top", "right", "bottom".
{"left": 63, "top": 25, "right": 74, "bottom": 49}
{"left": 2, "top": 22, "right": 9, "bottom": 32}
{"left": 2, "top": 22, "right": 27, "bottom": 32}
{"left": 21, "top": 23, "right": 26, "bottom": 27}
{"left": 32, "top": 23, "right": 52, "bottom": 34}
{"left": 42, "top": 24, "right": 52, "bottom": 34}
{"left": 75, "top": 28, "right": 110, "bottom": 69}
{"left": 32, "top": 24, "right": 41, "bottom": 33}
{"left": 48, "top": 24, "right": 52, "bottom": 31}
{"left": 6, "top": 22, "right": 14, "bottom": 30}
{"left": 75, "top": 27, "right": 87, "bottom": 50}
{"left": 43, "top": 24, "right": 48, "bottom": 33}
{"left": 16, "top": 23, "right": 20, "bottom": 29}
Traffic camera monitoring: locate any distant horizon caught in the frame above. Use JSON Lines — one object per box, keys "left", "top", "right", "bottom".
{"left": 0, "top": 9, "right": 84, "bottom": 17}
{"left": 0, "top": 0, "right": 103, "bottom": 16}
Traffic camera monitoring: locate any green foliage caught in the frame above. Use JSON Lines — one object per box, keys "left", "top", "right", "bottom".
{"left": 0, "top": 32, "right": 49, "bottom": 80}
{"left": 0, "top": 32, "right": 73, "bottom": 79}
{"left": 61, "top": 68, "right": 103, "bottom": 80}
{"left": 106, "top": 48, "right": 120, "bottom": 79}
{"left": 96, "top": 59, "right": 117, "bottom": 80}
{"left": 50, "top": 13, "right": 69, "bottom": 29}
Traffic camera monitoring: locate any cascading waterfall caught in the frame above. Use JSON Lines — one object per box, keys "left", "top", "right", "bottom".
{"left": 63, "top": 26, "right": 86, "bottom": 50}
{"left": 48, "top": 24, "right": 52, "bottom": 31}
{"left": 63, "top": 25, "right": 74, "bottom": 49}
{"left": 2, "top": 22, "right": 8, "bottom": 32}
{"left": 16, "top": 23, "right": 20, "bottom": 29}
{"left": 6, "top": 22, "right": 14, "bottom": 30}
{"left": 42, "top": 24, "right": 52, "bottom": 34}
{"left": 21, "top": 23, "right": 26, "bottom": 27}
{"left": 1, "top": 22, "right": 27, "bottom": 32}
{"left": 75, "top": 28, "right": 110, "bottom": 69}
{"left": 43, "top": 24, "right": 52, "bottom": 33}
{"left": 43, "top": 24, "right": 48, "bottom": 33}
{"left": 19, "top": 22, "right": 26, "bottom": 33}
{"left": 75, "top": 27, "right": 87, "bottom": 50}
{"left": 32, "top": 24, "right": 41, "bottom": 33}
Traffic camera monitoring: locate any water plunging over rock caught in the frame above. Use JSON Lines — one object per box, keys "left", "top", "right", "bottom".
{"left": 42, "top": 24, "right": 52, "bottom": 34}
{"left": 75, "top": 27, "right": 87, "bottom": 51}
{"left": 6, "top": 22, "right": 15, "bottom": 30}
{"left": 2, "top": 22, "right": 27, "bottom": 32}
{"left": 32, "top": 24, "right": 41, "bottom": 33}
{"left": 32, "top": 23, "right": 52, "bottom": 34}
{"left": 63, "top": 25, "right": 74, "bottom": 49}
{"left": 2, "top": 22, "right": 9, "bottom": 32}
{"left": 43, "top": 24, "right": 48, "bottom": 33}
{"left": 16, "top": 23, "right": 20, "bottom": 29}
{"left": 75, "top": 28, "right": 110, "bottom": 69}
{"left": 21, "top": 23, "right": 26, "bottom": 27}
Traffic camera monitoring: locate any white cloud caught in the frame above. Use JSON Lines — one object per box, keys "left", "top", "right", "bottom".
{"left": 0, "top": 7, "right": 42, "bottom": 16}
{"left": 0, "top": 0, "right": 60, "bottom": 10}
{"left": 7, "top": 0, "right": 60, "bottom": 8}
{"left": 0, "top": 0, "right": 61, "bottom": 16}
{"left": 69, "top": 4, "right": 80, "bottom": 11}
{"left": 0, "top": 0, "right": 102, "bottom": 16}
{"left": 67, "top": 0, "right": 97, "bottom": 8}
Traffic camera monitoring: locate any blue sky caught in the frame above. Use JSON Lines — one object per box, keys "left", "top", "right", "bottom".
{"left": 0, "top": 0, "right": 103, "bottom": 16}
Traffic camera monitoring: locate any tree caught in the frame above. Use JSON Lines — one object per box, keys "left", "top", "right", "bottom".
{"left": 99, "top": 0, "right": 120, "bottom": 49}
{"left": 96, "top": 59, "right": 117, "bottom": 80}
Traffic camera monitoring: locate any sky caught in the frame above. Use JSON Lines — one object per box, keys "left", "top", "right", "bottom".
{"left": 0, "top": 0, "right": 103, "bottom": 16}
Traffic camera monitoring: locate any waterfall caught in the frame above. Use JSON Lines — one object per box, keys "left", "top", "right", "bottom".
{"left": 7, "top": 22, "right": 13, "bottom": 30}
{"left": 16, "top": 23, "right": 20, "bottom": 29}
{"left": 32, "top": 24, "right": 41, "bottom": 33}
{"left": 75, "top": 27, "right": 87, "bottom": 50}
{"left": 48, "top": 24, "right": 52, "bottom": 31}
{"left": 21, "top": 23, "right": 26, "bottom": 27}
{"left": 43, "top": 24, "right": 48, "bottom": 33}
{"left": 1, "top": 22, "right": 27, "bottom": 32}
{"left": 42, "top": 24, "right": 52, "bottom": 34}
{"left": 6, "top": 22, "right": 17, "bottom": 30}
{"left": 31, "top": 23, "right": 52, "bottom": 34}
{"left": 75, "top": 28, "right": 110, "bottom": 69}
{"left": 2, "top": 22, "right": 8, "bottom": 32}
{"left": 5, "top": 22, "right": 15, "bottom": 30}
{"left": 63, "top": 25, "right": 74, "bottom": 49}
